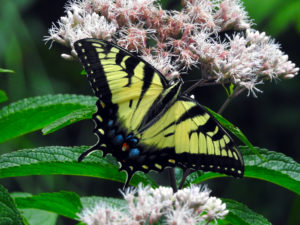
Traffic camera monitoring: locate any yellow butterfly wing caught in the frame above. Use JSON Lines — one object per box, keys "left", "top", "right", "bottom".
{"left": 138, "top": 96, "right": 244, "bottom": 177}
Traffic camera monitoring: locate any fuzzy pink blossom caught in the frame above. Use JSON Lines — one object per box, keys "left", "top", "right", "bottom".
{"left": 78, "top": 185, "right": 228, "bottom": 225}
{"left": 46, "top": 0, "right": 298, "bottom": 96}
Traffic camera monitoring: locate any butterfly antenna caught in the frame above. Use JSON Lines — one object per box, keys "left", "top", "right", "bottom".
{"left": 184, "top": 79, "right": 201, "bottom": 83}
{"left": 78, "top": 145, "right": 99, "bottom": 162}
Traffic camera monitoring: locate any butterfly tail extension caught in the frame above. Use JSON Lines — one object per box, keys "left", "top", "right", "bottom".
{"left": 122, "top": 170, "right": 134, "bottom": 190}
{"left": 78, "top": 145, "right": 102, "bottom": 162}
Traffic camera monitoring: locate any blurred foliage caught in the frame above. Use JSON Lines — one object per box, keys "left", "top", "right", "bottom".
{"left": 0, "top": 0, "right": 53, "bottom": 101}
{"left": 243, "top": 0, "right": 300, "bottom": 36}
{"left": 0, "top": 90, "right": 8, "bottom": 104}
{"left": 0, "top": 0, "right": 300, "bottom": 224}
{"left": 0, "top": 68, "right": 15, "bottom": 73}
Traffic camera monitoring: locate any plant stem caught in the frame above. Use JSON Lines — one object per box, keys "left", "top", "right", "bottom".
{"left": 217, "top": 97, "right": 231, "bottom": 114}
{"left": 218, "top": 87, "right": 246, "bottom": 114}
{"left": 183, "top": 78, "right": 220, "bottom": 95}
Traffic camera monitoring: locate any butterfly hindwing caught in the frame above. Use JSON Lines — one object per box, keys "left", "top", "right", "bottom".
{"left": 139, "top": 96, "right": 244, "bottom": 177}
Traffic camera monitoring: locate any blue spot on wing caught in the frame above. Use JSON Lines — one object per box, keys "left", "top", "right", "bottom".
{"left": 107, "top": 129, "right": 115, "bottom": 138}
{"left": 113, "top": 134, "right": 124, "bottom": 145}
{"left": 131, "top": 138, "right": 138, "bottom": 144}
{"left": 108, "top": 120, "right": 114, "bottom": 127}
{"left": 129, "top": 148, "right": 140, "bottom": 158}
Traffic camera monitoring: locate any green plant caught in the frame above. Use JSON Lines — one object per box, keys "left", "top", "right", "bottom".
{"left": 1, "top": 0, "right": 299, "bottom": 224}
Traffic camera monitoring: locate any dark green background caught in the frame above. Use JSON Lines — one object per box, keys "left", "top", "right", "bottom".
{"left": 0, "top": 0, "right": 300, "bottom": 224}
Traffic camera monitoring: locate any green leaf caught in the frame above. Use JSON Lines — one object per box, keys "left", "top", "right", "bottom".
{"left": 0, "top": 94, "right": 97, "bottom": 143}
{"left": 174, "top": 167, "right": 203, "bottom": 188}
{"left": 223, "top": 84, "right": 235, "bottom": 97}
{"left": 0, "top": 185, "right": 24, "bottom": 225}
{"left": 229, "top": 84, "right": 234, "bottom": 96}
{"left": 175, "top": 167, "right": 183, "bottom": 186}
{"left": 205, "top": 107, "right": 260, "bottom": 157}
{"left": 81, "top": 70, "right": 87, "bottom": 75}
{"left": 0, "top": 146, "right": 157, "bottom": 187}
{"left": 220, "top": 198, "right": 271, "bottom": 225}
{"left": 18, "top": 209, "right": 57, "bottom": 225}
{"left": 183, "top": 171, "right": 203, "bottom": 188}
{"left": 42, "top": 106, "right": 95, "bottom": 135}
{"left": 15, "top": 191, "right": 82, "bottom": 219}
{"left": 81, "top": 196, "right": 127, "bottom": 209}
{"left": 11, "top": 193, "right": 32, "bottom": 199}
{"left": 0, "top": 90, "right": 8, "bottom": 104}
{"left": 0, "top": 68, "right": 14, "bottom": 73}
{"left": 11, "top": 193, "right": 57, "bottom": 225}
{"left": 191, "top": 146, "right": 300, "bottom": 194}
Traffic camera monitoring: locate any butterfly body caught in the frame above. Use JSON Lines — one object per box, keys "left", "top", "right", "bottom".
{"left": 74, "top": 39, "right": 244, "bottom": 186}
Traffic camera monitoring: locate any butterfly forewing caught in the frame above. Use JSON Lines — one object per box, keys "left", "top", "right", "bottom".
{"left": 75, "top": 39, "right": 168, "bottom": 132}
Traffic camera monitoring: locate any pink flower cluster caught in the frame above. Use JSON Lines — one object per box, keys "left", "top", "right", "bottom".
{"left": 78, "top": 185, "right": 228, "bottom": 225}
{"left": 46, "top": 0, "right": 298, "bottom": 96}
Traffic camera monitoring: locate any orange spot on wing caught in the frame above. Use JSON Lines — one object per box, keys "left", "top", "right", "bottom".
{"left": 122, "top": 142, "right": 130, "bottom": 151}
